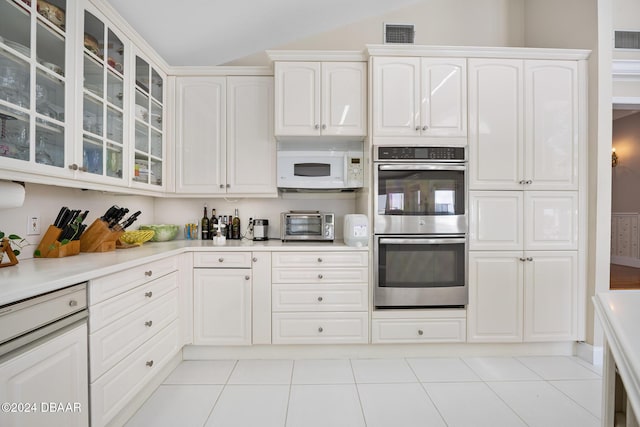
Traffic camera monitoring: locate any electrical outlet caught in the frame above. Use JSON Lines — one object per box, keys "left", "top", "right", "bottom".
{"left": 27, "top": 215, "right": 40, "bottom": 235}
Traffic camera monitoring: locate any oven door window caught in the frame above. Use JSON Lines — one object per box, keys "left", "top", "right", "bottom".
{"left": 378, "top": 240, "right": 465, "bottom": 288}
{"left": 285, "top": 216, "right": 322, "bottom": 236}
{"left": 377, "top": 168, "right": 464, "bottom": 216}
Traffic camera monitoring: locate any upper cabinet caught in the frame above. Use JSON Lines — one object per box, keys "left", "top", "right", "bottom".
{"left": 468, "top": 59, "right": 580, "bottom": 191}
{"left": 372, "top": 56, "right": 467, "bottom": 144}
{"left": 0, "top": 0, "right": 74, "bottom": 179}
{"left": 274, "top": 61, "right": 366, "bottom": 138}
{"left": 175, "top": 75, "right": 276, "bottom": 196}
{"left": 131, "top": 52, "right": 166, "bottom": 190}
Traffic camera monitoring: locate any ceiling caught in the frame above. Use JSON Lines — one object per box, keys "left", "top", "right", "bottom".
{"left": 105, "top": 0, "right": 424, "bottom": 67}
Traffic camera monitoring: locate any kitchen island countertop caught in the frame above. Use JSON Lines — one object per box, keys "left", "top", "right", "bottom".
{"left": 0, "top": 239, "right": 368, "bottom": 306}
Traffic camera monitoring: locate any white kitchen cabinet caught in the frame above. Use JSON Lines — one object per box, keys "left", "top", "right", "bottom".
{"left": 175, "top": 76, "right": 276, "bottom": 195}
{"left": 467, "top": 251, "right": 578, "bottom": 343}
{"left": 469, "top": 191, "right": 578, "bottom": 251}
{"left": 468, "top": 59, "right": 579, "bottom": 190}
{"left": 274, "top": 61, "right": 366, "bottom": 137}
{"left": 251, "top": 252, "right": 272, "bottom": 344}
{"left": 372, "top": 57, "right": 466, "bottom": 143}
{"left": 193, "top": 268, "right": 252, "bottom": 345}
{"left": 0, "top": 323, "right": 88, "bottom": 427}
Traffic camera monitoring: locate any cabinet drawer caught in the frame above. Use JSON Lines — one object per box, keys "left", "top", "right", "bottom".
{"left": 273, "top": 251, "right": 368, "bottom": 268}
{"left": 371, "top": 318, "right": 466, "bottom": 343}
{"left": 272, "top": 267, "right": 368, "bottom": 284}
{"left": 90, "top": 289, "right": 179, "bottom": 380}
{"left": 89, "top": 257, "right": 178, "bottom": 305}
{"left": 90, "top": 320, "right": 180, "bottom": 427}
{"left": 272, "top": 312, "right": 368, "bottom": 344}
{"left": 90, "top": 272, "right": 177, "bottom": 332}
{"left": 272, "top": 284, "right": 368, "bottom": 312}
{"left": 194, "top": 251, "right": 253, "bottom": 268}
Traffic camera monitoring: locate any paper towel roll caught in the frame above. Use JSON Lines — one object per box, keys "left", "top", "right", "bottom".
{"left": 0, "top": 181, "right": 25, "bottom": 209}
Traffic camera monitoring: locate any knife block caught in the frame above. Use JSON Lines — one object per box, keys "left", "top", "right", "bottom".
{"left": 80, "top": 219, "right": 123, "bottom": 252}
{"left": 34, "top": 225, "right": 81, "bottom": 258}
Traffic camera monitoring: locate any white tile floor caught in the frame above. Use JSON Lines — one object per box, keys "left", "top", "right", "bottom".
{"left": 124, "top": 356, "right": 602, "bottom": 427}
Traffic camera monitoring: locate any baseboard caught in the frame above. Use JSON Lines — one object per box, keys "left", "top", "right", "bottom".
{"left": 611, "top": 255, "right": 640, "bottom": 268}
{"left": 575, "top": 341, "right": 604, "bottom": 366}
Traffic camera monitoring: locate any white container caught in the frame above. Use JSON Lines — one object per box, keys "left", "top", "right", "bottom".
{"left": 343, "top": 214, "right": 369, "bottom": 247}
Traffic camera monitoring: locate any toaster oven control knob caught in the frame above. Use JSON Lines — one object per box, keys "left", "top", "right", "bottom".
{"left": 418, "top": 329, "right": 424, "bottom": 336}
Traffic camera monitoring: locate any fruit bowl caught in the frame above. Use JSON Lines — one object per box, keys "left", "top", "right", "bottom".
{"left": 119, "top": 230, "right": 155, "bottom": 246}
{"left": 138, "top": 224, "right": 179, "bottom": 242}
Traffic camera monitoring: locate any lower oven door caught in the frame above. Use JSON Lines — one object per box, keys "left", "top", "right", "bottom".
{"left": 374, "top": 235, "right": 468, "bottom": 308}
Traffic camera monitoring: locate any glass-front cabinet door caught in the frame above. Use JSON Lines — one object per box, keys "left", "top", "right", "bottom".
{"left": 0, "top": 0, "right": 72, "bottom": 176}
{"left": 131, "top": 52, "right": 164, "bottom": 188}
{"left": 80, "top": 6, "right": 126, "bottom": 184}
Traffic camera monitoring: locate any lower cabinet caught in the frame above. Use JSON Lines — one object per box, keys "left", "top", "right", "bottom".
{"left": 271, "top": 251, "right": 369, "bottom": 344}
{"left": 467, "top": 251, "right": 578, "bottom": 343}
{"left": 371, "top": 312, "right": 466, "bottom": 343}
{"left": 0, "top": 323, "right": 89, "bottom": 427}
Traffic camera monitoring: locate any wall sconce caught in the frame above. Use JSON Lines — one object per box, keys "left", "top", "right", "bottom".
{"left": 612, "top": 147, "right": 619, "bottom": 167}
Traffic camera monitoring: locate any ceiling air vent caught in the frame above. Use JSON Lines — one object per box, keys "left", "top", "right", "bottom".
{"left": 615, "top": 30, "right": 640, "bottom": 49}
{"left": 384, "top": 23, "right": 415, "bottom": 44}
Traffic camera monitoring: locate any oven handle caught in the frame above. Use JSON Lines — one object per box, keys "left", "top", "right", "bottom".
{"left": 378, "top": 164, "right": 466, "bottom": 171}
{"left": 379, "top": 237, "right": 466, "bottom": 245}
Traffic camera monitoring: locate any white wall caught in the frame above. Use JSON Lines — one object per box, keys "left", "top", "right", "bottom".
{"left": 225, "top": 0, "right": 525, "bottom": 66}
{"left": 613, "top": 0, "right": 640, "bottom": 60}
{"left": 0, "top": 183, "right": 154, "bottom": 260}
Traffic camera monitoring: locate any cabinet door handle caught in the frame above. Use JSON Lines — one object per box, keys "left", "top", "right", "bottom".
{"left": 245, "top": 275, "right": 250, "bottom": 280}
{"left": 252, "top": 257, "right": 258, "bottom": 262}
{"left": 317, "top": 296, "right": 323, "bottom": 302}
{"left": 226, "top": 184, "right": 230, "bottom": 188}
{"left": 525, "top": 180, "right": 533, "bottom": 185}
{"left": 519, "top": 180, "right": 525, "bottom": 184}
{"left": 422, "top": 125, "right": 428, "bottom": 131}
{"left": 418, "top": 329, "right": 424, "bottom": 336}
{"left": 315, "top": 124, "right": 320, "bottom": 130}
{"left": 146, "top": 360, "right": 154, "bottom": 367}
{"left": 415, "top": 126, "right": 420, "bottom": 131}
{"left": 318, "top": 327, "right": 324, "bottom": 333}
{"left": 318, "top": 274, "right": 323, "bottom": 279}
{"left": 145, "top": 270, "right": 153, "bottom": 277}
{"left": 218, "top": 258, "right": 224, "bottom": 262}
{"left": 317, "top": 257, "right": 323, "bottom": 263}
{"left": 145, "top": 320, "right": 153, "bottom": 327}
{"left": 219, "top": 184, "right": 224, "bottom": 189}
{"left": 322, "top": 124, "right": 326, "bottom": 130}
{"left": 79, "top": 166, "right": 88, "bottom": 172}
{"left": 519, "top": 257, "right": 526, "bottom": 262}
{"left": 68, "top": 163, "right": 78, "bottom": 170}
{"left": 68, "top": 300, "right": 78, "bottom": 307}
{"left": 526, "top": 257, "right": 533, "bottom": 262}
{"left": 145, "top": 291, "right": 153, "bottom": 298}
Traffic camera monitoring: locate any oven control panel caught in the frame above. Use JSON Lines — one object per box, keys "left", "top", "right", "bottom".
{"left": 376, "top": 146, "right": 465, "bottom": 161}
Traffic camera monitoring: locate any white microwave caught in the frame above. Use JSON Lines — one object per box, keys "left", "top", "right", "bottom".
{"left": 277, "top": 142, "right": 364, "bottom": 190}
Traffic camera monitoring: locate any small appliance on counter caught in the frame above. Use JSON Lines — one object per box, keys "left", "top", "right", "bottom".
{"left": 281, "top": 211, "right": 334, "bottom": 242}
{"left": 252, "top": 219, "right": 269, "bottom": 241}
{"left": 343, "top": 214, "right": 368, "bottom": 247}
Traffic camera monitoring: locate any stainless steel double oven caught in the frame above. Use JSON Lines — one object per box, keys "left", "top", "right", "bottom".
{"left": 374, "top": 146, "right": 467, "bottom": 309}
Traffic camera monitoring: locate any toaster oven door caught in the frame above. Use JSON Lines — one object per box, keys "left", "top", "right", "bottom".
{"left": 281, "top": 214, "right": 324, "bottom": 240}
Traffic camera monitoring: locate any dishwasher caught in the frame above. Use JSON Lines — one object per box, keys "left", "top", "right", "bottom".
{"left": 0, "top": 283, "right": 89, "bottom": 427}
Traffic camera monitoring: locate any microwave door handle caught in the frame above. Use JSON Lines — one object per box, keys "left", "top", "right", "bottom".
{"left": 378, "top": 164, "right": 466, "bottom": 171}
{"left": 379, "top": 237, "right": 466, "bottom": 245}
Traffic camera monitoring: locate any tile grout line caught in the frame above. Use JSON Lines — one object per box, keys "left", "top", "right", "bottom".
{"left": 545, "top": 379, "right": 602, "bottom": 420}
{"left": 405, "top": 357, "right": 450, "bottom": 427}
{"left": 349, "top": 359, "right": 370, "bottom": 427}
{"left": 200, "top": 359, "right": 239, "bottom": 426}
{"left": 283, "top": 359, "right": 295, "bottom": 427}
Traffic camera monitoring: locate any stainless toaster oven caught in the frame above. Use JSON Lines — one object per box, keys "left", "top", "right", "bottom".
{"left": 280, "top": 211, "right": 335, "bottom": 241}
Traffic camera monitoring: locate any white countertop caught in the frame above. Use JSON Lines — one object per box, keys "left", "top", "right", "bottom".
{"left": 0, "top": 239, "right": 368, "bottom": 306}
{"left": 593, "top": 291, "right": 640, "bottom": 417}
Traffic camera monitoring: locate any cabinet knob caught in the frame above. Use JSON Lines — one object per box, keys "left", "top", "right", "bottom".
{"left": 68, "top": 300, "right": 78, "bottom": 307}
{"left": 226, "top": 184, "right": 230, "bottom": 188}
{"left": 317, "top": 296, "right": 323, "bottom": 302}
{"left": 245, "top": 275, "right": 250, "bottom": 280}
{"left": 145, "top": 291, "right": 153, "bottom": 298}
{"left": 146, "top": 360, "right": 154, "bottom": 367}
{"left": 318, "top": 327, "right": 324, "bottom": 333}
{"left": 252, "top": 257, "right": 258, "bottom": 262}
{"left": 219, "top": 184, "right": 224, "bottom": 189}
{"left": 519, "top": 180, "right": 525, "bottom": 185}
{"left": 526, "top": 257, "right": 533, "bottom": 262}
{"left": 417, "top": 329, "right": 424, "bottom": 336}
{"left": 145, "top": 320, "right": 153, "bottom": 327}
{"left": 519, "top": 257, "right": 526, "bottom": 262}
{"left": 145, "top": 270, "right": 153, "bottom": 277}
{"left": 415, "top": 126, "right": 420, "bottom": 131}
{"left": 68, "top": 163, "right": 78, "bottom": 170}
{"left": 79, "top": 166, "right": 88, "bottom": 172}
{"left": 525, "top": 180, "right": 533, "bottom": 185}
{"left": 322, "top": 124, "right": 326, "bottom": 130}
{"left": 317, "top": 257, "right": 323, "bottom": 263}
{"left": 318, "top": 274, "right": 323, "bottom": 279}
{"left": 218, "top": 258, "right": 224, "bottom": 262}
{"left": 315, "top": 124, "right": 320, "bottom": 130}
{"left": 422, "top": 125, "right": 428, "bottom": 131}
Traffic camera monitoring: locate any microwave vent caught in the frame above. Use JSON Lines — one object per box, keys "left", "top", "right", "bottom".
{"left": 384, "top": 23, "right": 415, "bottom": 44}
{"left": 615, "top": 30, "right": 640, "bottom": 49}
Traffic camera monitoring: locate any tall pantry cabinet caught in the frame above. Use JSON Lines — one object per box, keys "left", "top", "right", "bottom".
{"left": 466, "top": 57, "right": 586, "bottom": 343}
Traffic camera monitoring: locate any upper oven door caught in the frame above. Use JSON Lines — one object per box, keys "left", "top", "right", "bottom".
{"left": 374, "top": 163, "right": 467, "bottom": 234}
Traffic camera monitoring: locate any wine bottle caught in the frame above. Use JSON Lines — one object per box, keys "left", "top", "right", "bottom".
{"left": 201, "top": 206, "right": 209, "bottom": 240}
{"left": 232, "top": 208, "right": 241, "bottom": 239}
{"left": 226, "top": 215, "right": 232, "bottom": 239}
{"left": 209, "top": 208, "right": 217, "bottom": 240}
